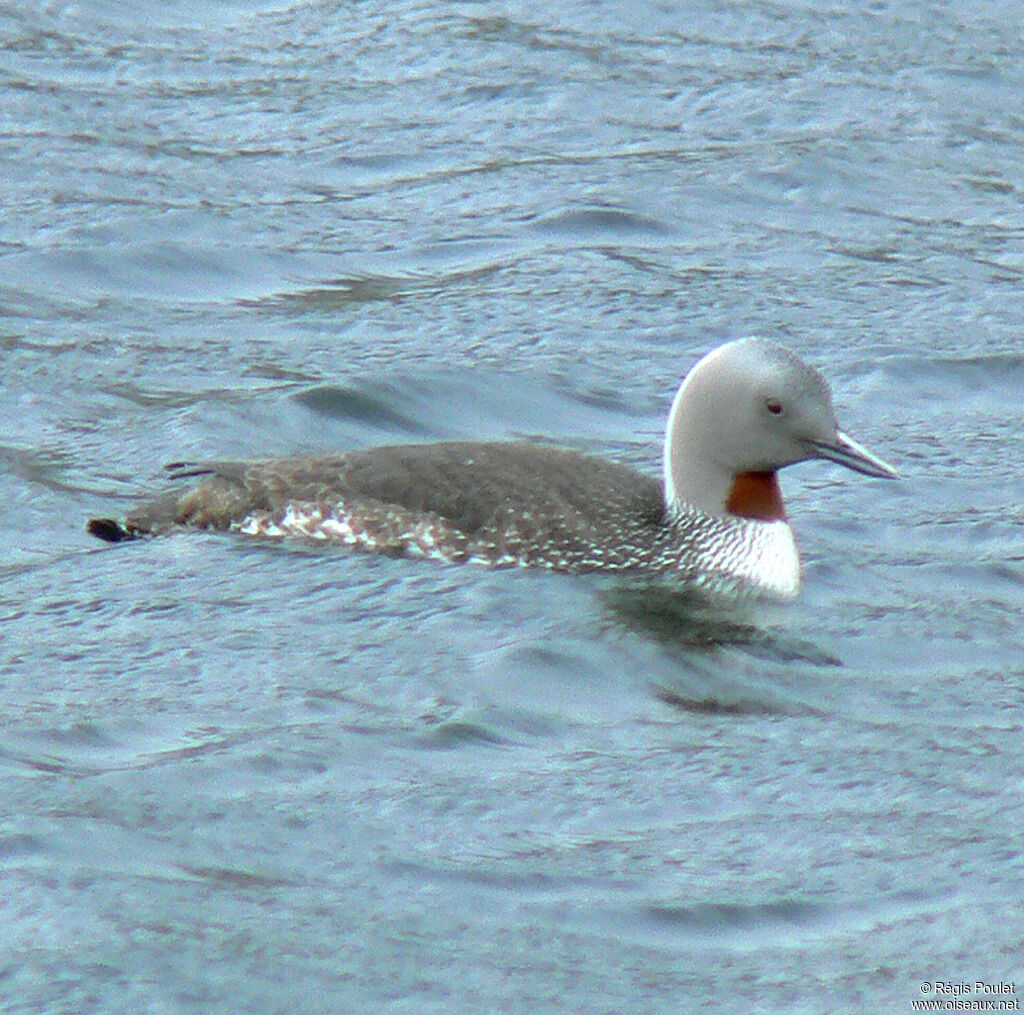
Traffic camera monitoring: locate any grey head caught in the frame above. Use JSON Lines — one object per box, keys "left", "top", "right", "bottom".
{"left": 663, "top": 338, "right": 897, "bottom": 520}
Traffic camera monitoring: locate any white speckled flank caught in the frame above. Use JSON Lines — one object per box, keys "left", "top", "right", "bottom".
{"left": 89, "top": 339, "right": 897, "bottom": 600}
{"left": 235, "top": 502, "right": 467, "bottom": 563}
{"left": 231, "top": 493, "right": 802, "bottom": 600}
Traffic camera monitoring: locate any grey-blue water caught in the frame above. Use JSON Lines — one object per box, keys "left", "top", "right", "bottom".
{"left": 2, "top": 3, "right": 1023, "bottom": 1013}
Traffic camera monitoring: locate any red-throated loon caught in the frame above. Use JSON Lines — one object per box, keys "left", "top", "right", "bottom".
{"left": 87, "top": 339, "right": 897, "bottom": 599}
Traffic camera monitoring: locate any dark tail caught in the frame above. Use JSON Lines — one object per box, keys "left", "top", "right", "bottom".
{"left": 87, "top": 518, "right": 137, "bottom": 543}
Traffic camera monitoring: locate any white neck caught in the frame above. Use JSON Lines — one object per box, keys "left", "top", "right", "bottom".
{"left": 662, "top": 372, "right": 735, "bottom": 517}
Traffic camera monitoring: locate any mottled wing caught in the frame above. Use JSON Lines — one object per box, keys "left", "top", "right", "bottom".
{"left": 100, "top": 441, "right": 664, "bottom": 559}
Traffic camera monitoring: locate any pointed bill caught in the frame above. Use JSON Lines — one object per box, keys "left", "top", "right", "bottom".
{"left": 809, "top": 431, "right": 898, "bottom": 479}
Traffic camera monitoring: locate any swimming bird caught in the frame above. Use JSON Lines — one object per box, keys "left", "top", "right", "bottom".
{"left": 87, "top": 338, "right": 897, "bottom": 599}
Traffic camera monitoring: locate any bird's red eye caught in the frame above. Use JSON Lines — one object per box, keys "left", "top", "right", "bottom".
{"left": 765, "top": 398, "right": 784, "bottom": 416}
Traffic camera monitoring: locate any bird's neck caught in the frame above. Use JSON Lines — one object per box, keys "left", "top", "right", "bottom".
{"left": 724, "top": 471, "right": 786, "bottom": 521}
{"left": 664, "top": 424, "right": 788, "bottom": 523}
{"left": 662, "top": 377, "right": 788, "bottom": 523}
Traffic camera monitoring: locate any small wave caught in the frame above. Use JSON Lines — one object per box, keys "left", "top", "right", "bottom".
{"left": 639, "top": 886, "right": 948, "bottom": 948}
{"left": 531, "top": 203, "right": 677, "bottom": 240}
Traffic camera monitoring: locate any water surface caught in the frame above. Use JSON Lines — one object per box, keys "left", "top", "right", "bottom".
{"left": 2, "top": 3, "right": 1023, "bottom": 1013}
